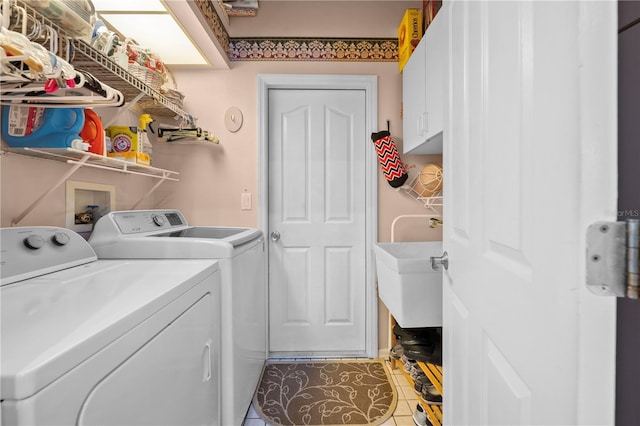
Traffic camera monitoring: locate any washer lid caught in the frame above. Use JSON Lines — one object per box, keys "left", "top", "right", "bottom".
{"left": 0, "top": 259, "right": 218, "bottom": 401}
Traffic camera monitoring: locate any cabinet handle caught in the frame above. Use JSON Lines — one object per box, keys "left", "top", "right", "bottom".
{"left": 422, "top": 112, "right": 429, "bottom": 136}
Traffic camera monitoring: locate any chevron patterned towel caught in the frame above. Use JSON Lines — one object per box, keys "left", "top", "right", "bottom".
{"left": 371, "top": 130, "right": 408, "bottom": 188}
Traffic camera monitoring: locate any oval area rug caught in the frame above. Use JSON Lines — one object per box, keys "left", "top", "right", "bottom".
{"left": 253, "top": 359, "right": 397, "bottom": 426}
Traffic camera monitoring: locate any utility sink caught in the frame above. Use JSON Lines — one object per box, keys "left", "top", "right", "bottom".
{"left": 373, "top": 242, "right": 443, "bottom": 328}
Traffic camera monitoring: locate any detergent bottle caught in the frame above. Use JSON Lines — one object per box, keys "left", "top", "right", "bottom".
{"left": 138, "top": 114, "right": 154, "bottom": 165}
{"left": 1, "top": 106, "right": 88, "bottom": 150}
{"left": 79, "top": 109, "right": 105, "bottom": 156}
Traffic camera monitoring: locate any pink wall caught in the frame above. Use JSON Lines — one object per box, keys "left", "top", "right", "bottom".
{"left": 160, "top": 62, "right": 441, "bottom": 352}
{"left": 0, "top": 142, "right": 156, "bottom": 228}
{"left": 154, "top": 0, "right": 439, "bottom": 242}
{"left": 159, "top": 60, "right": 442, "bottom": 243}
{"left": 0, "top": 0, "right": 441, "bottom": 351}
{"left": 229, "top": 1, "right": 421, "bottom": 38}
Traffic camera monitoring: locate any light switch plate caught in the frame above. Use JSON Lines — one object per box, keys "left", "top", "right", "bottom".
{"left": 241, "top": 192, "right": 252, "bottom": 210}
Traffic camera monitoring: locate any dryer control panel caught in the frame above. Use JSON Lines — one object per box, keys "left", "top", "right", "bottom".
{"left": 0, "top": 227, "right": 97, "bottom": 286}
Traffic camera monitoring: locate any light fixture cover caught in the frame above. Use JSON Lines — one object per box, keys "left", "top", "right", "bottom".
{"left": 93, "top": 0, "right": 208, "bottom": 65}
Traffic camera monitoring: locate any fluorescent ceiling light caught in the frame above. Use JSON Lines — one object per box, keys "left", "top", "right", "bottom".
{"left": 91, "top": 0, "right": 166, "bottom": 12}
{"left": 92, "top": 0, "right": 208, "bottom": 66}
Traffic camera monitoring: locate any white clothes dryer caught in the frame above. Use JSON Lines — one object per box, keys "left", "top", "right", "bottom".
{"left": 1, "top": 226, "right": 221, "bottom": 426}
{"left": 89, "top": 210, "right": 266, "bottom": 426}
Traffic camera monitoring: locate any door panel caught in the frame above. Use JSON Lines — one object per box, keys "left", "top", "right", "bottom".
{"left": 447, "top": 292, "right": 470, "bottom": 426}
{"left": 484, "top": 336, "right": 532, "bottom": 425}
{"left": 443, "top": 1, "right": 616, "bottom": 424}
{"left": 282, "top": 106, "right": 309, "bottom": 221}
{"left": 325, "top": 247, "right": 353, "bottom": 323}
{"left": 269, "top": 89, "right": 367, "bottom": 354}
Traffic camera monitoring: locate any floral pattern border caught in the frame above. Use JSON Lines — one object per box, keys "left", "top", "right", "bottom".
{"left": 193, "top": 0, "right": 230, "bottom": 54}
{"left": 228, "top": 37, "right": 398, "bottom": 62}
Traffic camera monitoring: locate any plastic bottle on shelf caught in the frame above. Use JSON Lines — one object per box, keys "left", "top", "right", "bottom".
{"left": 1, "top": 106, "right": 88, "bottom": 150}
{"left": 79, "top": 109, "right": 105, "bottom": 156}
{"left": 138, "top": 114, "right": 154, "bottom": 164}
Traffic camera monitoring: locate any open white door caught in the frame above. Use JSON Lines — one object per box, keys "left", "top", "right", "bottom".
{"left": 442, "top": 1, "right": 617, "bottom": 424}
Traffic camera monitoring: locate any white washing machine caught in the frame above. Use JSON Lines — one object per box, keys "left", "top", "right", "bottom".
{"left": 88, "top": 210, "right": 266, "bottom": 426}
{"left": 0, "top": 226, "right": 221, "bottom": 426}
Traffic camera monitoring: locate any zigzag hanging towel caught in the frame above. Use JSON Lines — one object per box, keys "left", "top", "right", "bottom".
{"left": 371, "top": 130, "right": 408, "bottom": 188}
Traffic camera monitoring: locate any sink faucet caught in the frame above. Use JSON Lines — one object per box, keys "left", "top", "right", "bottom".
{"left": 429, "top": 218, "right": 443, "bottom": 228}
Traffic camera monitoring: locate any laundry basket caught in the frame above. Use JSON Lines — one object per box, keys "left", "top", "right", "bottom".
{"left": 128, "top": 63, "right": 164, "bottom": 91}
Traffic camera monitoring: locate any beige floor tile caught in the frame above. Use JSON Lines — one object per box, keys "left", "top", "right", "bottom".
{"left": 245, "top": 403, "right": 261, "bottom": 419}
{"left": 393, "top": 415, "right": 417, "bottom": 426}
{"left": 399, "top": 385, "right": 416, "bottom": 400}
{"left": 393, "top": 399, "right": 415, "bottom": 417}
{"left": 406, "top": 397, "right": 420, "bottom": 410}
{"left": 392, "top": 366, "right": 405, "bottom": 376}
{"left": 242, "top": 418, "right": 266, "bottom": 426}
{"left": 380, "top": 416, "right": 397, "bottom": 426}
{"left": 392, "top": 374, "right": 401, "bottom": 386}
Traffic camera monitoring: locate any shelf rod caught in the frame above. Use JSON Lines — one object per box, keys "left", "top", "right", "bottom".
{"left": 65, "top": 159, "right": 179, "bottom": 181}
{"left": 11, "top": 154, "right": 91, "bottom": 226}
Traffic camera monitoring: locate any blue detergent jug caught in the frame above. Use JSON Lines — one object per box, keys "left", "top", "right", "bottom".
{"left": 1, "top": 106, "right": 87, "bottom": 150}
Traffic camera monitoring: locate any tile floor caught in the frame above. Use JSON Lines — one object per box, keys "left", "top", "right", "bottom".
{"left": 242, "top": 359, "right": 420, "bottom": 426}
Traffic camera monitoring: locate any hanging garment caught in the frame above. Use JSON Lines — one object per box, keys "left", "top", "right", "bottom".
{"left": 371, "top": 130, "right": 408, "bottom": 188}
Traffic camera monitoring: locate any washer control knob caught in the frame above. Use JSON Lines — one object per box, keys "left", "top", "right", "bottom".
{"left": 24, "top": 234, "right": 45, "bottom": 250}
{"left": 152, "top": 215, "right": 165, "bottom": 226}
{"left": 52, "top": 232, "right": 71, "bottom": 246}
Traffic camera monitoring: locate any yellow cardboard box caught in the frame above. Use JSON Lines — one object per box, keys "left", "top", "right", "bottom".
{"left": 398, "top": 8, "right": 423, "bottom": 72}
{"left": 106, "top": 126, "right": 140, "bottom": 154}
{"left": 107, "top": 151, "right": 151, "bottom": 166}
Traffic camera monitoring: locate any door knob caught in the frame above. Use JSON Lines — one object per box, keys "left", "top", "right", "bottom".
{"left": 431, "top": 251, "right": 449, "bottom": 271}
{"left": 270, "top": 231, "right": 281, "bottom": 242}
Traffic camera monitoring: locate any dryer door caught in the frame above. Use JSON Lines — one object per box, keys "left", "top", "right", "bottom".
{"left": 78, "top": 294, "right": 219, "bottom": 426}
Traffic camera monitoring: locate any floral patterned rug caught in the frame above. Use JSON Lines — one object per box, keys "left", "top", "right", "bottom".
{"left": 253, "top": 360, "right": 397, "bottom": 426}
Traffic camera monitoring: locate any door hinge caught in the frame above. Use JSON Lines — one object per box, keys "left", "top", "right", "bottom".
{"left": 586, "top": 219, "right": 639, "bottom": 298}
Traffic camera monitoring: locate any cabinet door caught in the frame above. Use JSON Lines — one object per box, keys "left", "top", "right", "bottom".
{"left": 423, "top": 11, "right": 445, "bottom": 153}
{"left": 402, "top": 37, "right": 427, "bottom": 154}
{"left": 402, "top": 12, "right": 446, "bottom": 155}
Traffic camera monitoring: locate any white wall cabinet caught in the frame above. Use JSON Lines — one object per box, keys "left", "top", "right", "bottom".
{"left": 402, "top": 11, "right": 446, "bottom": 155}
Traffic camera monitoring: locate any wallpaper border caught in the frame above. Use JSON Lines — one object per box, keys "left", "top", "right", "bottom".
{"left": 193, "top": 0, "right": 230, "bottom": 53}
{"left": 228, "top": 37, "right": 399, "bottom": 62}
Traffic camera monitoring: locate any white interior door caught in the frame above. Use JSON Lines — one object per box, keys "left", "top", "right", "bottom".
{"left": 443, "top": 1, "right": 617, "bottom": 425}
{"left": 268, "top": 88, "right": 367, "bottom": 355}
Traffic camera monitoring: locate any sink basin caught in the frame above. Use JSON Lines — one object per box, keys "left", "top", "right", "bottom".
{"left": 373, "top": 242, "right": 443, "bottom": 328}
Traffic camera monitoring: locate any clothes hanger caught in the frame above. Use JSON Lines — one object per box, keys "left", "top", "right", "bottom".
{"left": 1, "top": 68, "right": 125, "bottom": 107}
